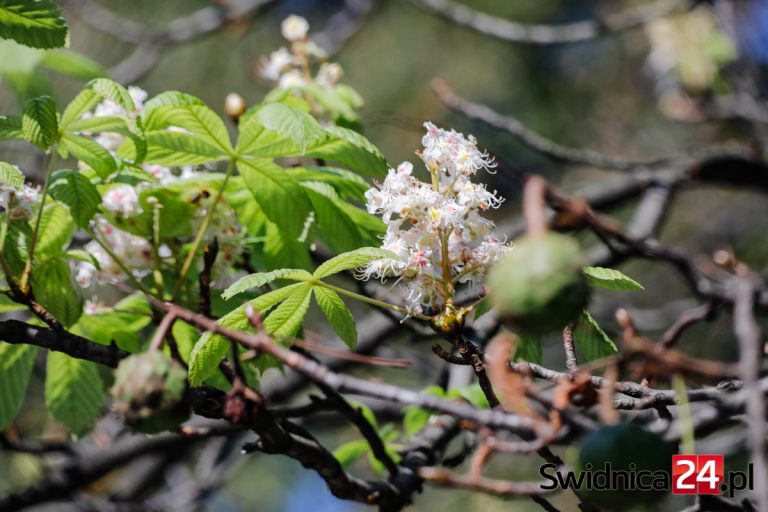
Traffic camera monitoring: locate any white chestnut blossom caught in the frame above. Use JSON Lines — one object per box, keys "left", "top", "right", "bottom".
{"left": 0, "top": 180, "right": 39, "bottom": 219}
{"left": 281, "top": 15, "right": 309, "bottom": 42}
{"left": 75, "top": 219, "right": 154, "bottom": 287}
{"left": 102, "top": 184, "right": 142, "bottom": 218}
{"left": 259, "top": 16, "right": 339, "bottom": 91}
{"left": 358, "top": 123, "right": 508, "bottom": 312}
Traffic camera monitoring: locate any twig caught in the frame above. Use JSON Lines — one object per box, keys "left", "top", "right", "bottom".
{"left": 152, "top": 300, "right": 547, "bottom": 436}
{"left": 198, "top": 237, "right": 219, "bottom": 318}
{"left": 660, "top": 302, "right": 717, "bottom": 348}
{"left": 732, "top": 277, "right": 768, "bottom": 512}
{"left": 562, "top": 323, "right": 578, "bottom": 372}
{"left": 433, "top": 78, "right": 754, "bottom": 171}
{"left": 418, "top": 467, "right": 552, "bottom": 497}
{"left": 413, "top": 0, "right": 686, "bottom": 45}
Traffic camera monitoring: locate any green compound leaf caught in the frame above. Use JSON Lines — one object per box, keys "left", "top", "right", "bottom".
{"left": 0, "top": 342, "right": 38, "bottom": 429}
{"left": 48, "top": 170, "right": 101, "bottom": 228}
{"left": 45, "top": 351, "right": 104, "bottom": 436}
{"left": 0, "top": 161, "right": 24, "bottom": 188}
{"left": 313, "top": 286, "right": 357, "bottom": 348}
{"left": 583, "top": 266, "right": 644, "bottom": 291}
{"left": 313, "top": 247, "right": 397, "bottom": 279}
{"left": 0, "top": 0, "right": 68, "bottom": 49}
{"left": 21, "top": 94, "right": 58, "bottom": 150}
{"left": 574, "top": 309, "right": 619, "bottom": 362}
{"left": 222, "top": 269, "right": 311, "bottom": 300}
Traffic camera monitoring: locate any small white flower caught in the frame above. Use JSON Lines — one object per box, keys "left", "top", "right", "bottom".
{"left": 316, "top": 62, "right": 343, "bottom": 88}
{"left": 358, "top": 123, "right": 508, "bottom": 311}
{"left": 102, "top": 184, "right": 142, "bottom": 218}
{"left": 278, "top": 69, "right": 307, "bottom": 89}
{"left": 281, "top": 15, "right": 309, "bottom": 42}
{"left": 261, "top": 47, "right": 294, "bottom": 81}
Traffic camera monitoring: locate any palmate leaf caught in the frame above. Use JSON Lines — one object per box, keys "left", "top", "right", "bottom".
{"left": 88, "top": 78, "right": 134, "bottom": 112}
{"left": 0, "top": 161, "right": 23, "bottom": 188}
{"left": 253, "top": 102, "right": 326, "bottom": 153}
{"left": 142, "top": 90, "right": 205, "bottom": 111}
{"left": 313, "top": 286, "right": 357, "bottom": 348}
{"left": 0, "top": 115, "right": 22, "bottom": 140}
{"left": 45, "top": 351, "right": 104, "bottom": 435}
{"left": 145, "top": 130, "right": 227, "bottom": 167}
{"left": 31, "top": 256, "right": 82, "bottom": 327}
{"left": 310, "top": 125, "right": 387, "bottom": 177}
{"left": 0, "top": 0, "right": 68, "bottom": 49}
{"left": 60, "top": 132, "right": 116, "bottom": 177}
{"left": 59, "top": 79, "right": 135, "bottom": 129}
{"left": 262, "top": 220, "right": 313, "bottom": 271}
{"left": 313, "top": 247, "right": 397, "bottom": 279}
{"left": 238, "top": 157, "right": 311, "bottom": 237}
{"left": 33, "top": 201, "right": 75, "bottom": 256}
{"left": 0, "top": 342, "right": 38, "bottom": 429}
{"left": 236, "top": 104, "right": 388, "bottom": 176}
{"left": 21, "top": 94, "right": 58, "bottom": 150}
{"left": 188, "top": 283, "right": 307, "bottom": 386}
{"left": 73, "top": 294, "right": 152, "bottom": 353}
{"left": 143, "top": 105, "right": 232, "bottom": 155}
{"left": 574, "top": 309, "right": 619, "bottom": 362}
{"left": 48, "top": 170, "right": 101, "bottom": 227}
{"left": 262, "top": 282, "right": 313, "bottom": 336}
{"left": 302, "top": 181, "right": 362, "bottom": 254}
{"left": 583, "top": 266, "right": 644, "bottom": 291}
{"left": 222, "top": 269, "right": 311, "bottom": 300}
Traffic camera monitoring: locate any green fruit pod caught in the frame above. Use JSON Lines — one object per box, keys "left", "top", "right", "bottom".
{"left": 488, "top": 232, "right": 589, "bottom": 335}
{"left": 110, "top": 351, "right": 190, "bottom": 434}
{"left": 575, "top": 423, "right": 677, "bottom": 511}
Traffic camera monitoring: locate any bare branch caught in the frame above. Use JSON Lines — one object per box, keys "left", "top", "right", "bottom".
{"left": 413, "top": 0, "right": 687, "bottom": 45}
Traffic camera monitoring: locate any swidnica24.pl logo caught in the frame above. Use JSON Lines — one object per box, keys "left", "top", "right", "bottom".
{"left": 539, "top": 454, "right": 753, "bottom": 498}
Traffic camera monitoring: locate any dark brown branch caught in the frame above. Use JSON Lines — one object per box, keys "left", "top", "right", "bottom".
{"left": 0, "top": 319, "right": 128, "bottom": 368}
{"left": 198, "top": 237, "right": 218, "bottom": 318}
{"left": 155, "top": 301, "right": 546, "bottom": 436}
{"left": 319, "top": 386, "right": 400, "bottom": 479}
{"left": 0, "top": 433, "right": 206, "bottom": 511}
{"left": 660, "top": 302, "right": 717, "bottom": 348}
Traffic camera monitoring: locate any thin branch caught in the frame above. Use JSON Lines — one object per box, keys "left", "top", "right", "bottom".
{"left": 153, "top": 300, "right": 547, "bottom": 436}
{"left": 418, "top": 467, "right": 552, "bottom": 497}
{"left": 732, "top": 277, "right": 768, "bottom": 512}
{"left": 433, "top": 78, "right": 755, "bottom": 171}
{"left": 413, "top": 0, "right": 686, "bottom": 45}
{"left": 660, "top": 302, "right": 717, "bottom": 348}
{"left": 562, "top": 323, "right": 577, "bottom": 372}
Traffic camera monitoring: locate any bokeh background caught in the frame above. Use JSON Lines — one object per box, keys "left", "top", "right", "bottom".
{"left": 1, "top": 1, "right": 767, "bottom": 510}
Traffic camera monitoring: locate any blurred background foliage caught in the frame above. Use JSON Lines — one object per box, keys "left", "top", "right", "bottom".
{"left": 0, "top": 1, "right": 767, "bottom": 510}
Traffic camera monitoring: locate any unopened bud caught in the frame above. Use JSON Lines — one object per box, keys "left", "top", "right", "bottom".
{"left": 225, "top": 93, "right": 246, "bottom": 123}
{"left": 615, "top": 308, "right": 632, "bottom": 329}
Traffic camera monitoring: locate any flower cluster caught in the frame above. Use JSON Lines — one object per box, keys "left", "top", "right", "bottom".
{"left": 73, "top": 88, "right": 245, "bottom": 288}
{"left": 76, "top": 218, "right": 155, "bottom": 288}
{"left": 0, "top": 175, "right": 39, "bottom": 219}
{"left": 359, "top": 122, "right": 508, "bottom": 313}
{"left": 259, "top": 15, "right": 343, "bottom": 91}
